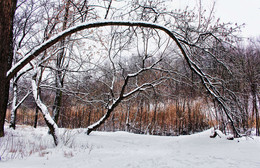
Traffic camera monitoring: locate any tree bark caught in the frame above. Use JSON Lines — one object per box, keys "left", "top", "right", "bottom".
{"left": 0, "top": 0, "right": 17, "bottom": 137}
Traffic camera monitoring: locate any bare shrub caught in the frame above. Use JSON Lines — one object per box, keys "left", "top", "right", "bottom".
{"left": 63, "top": 150, "right": 74, "bottom": 158}
{"left": 0, "top": 126, "right": 52, "bottom": 161}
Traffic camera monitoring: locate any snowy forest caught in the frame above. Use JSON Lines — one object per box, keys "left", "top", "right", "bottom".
{"left": 0, "top": 0, "right": 260, "bottom": 166}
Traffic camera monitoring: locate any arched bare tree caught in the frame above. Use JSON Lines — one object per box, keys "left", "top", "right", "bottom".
{"left": 4, "top": 20, "right": 240, "bottom": 140}
{"left": 1, "top": 0, "right": 244, "bottom": 141}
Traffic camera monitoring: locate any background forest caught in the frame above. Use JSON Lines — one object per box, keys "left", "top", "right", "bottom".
{"left": 4, "top": 0, "right": 260, "bottom": 143}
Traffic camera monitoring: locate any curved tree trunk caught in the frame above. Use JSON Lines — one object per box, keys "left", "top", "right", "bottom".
{"left": 86, "top": 99, "right": 121, "bottom": 135}
{"left": 32, "top": 71, "right": 59, "bottom": 146}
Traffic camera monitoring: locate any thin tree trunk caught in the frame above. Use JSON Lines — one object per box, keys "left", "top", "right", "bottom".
{"left": 9, "top": 80, "right": 18, "bottom": 129}
{"left": 87, "top": 106, "right": 92, "bottom": 127}
{"left": 252, "top": 83, "right": 259, "bottom": 136}
{"left": 34, "top": 106, "right": 39, "bottom": 128}
{"left": 125, "top": 104, "right": 130, "bottom": 132}
{"left": 52, "top": 0, "right": 70, "bottom": 124}
{"left": 34, "top": 87, "right": 41, "bottom": 128}
{"left": 150, "top": 101, "right": 158, "bottom": 135}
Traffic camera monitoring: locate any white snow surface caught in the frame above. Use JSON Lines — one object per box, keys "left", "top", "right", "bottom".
{"left": 1, "top": 125, "right": 260, "bottom": 168}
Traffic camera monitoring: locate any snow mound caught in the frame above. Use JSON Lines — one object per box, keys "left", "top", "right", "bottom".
{"left": 1, "top": 126, "right": 260, "bottom": 168}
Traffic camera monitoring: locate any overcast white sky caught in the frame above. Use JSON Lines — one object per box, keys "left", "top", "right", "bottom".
{"left": 173, "top": 0, "right": 260, "bottom": 38}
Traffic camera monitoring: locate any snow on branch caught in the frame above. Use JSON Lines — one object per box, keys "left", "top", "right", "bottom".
{"left": 7, "top": 20, "right": 181, "bottom": 81}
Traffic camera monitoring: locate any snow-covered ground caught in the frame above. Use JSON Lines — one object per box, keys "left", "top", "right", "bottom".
{"left": 0, "top": 125, "right": 260, "bottom": 168}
